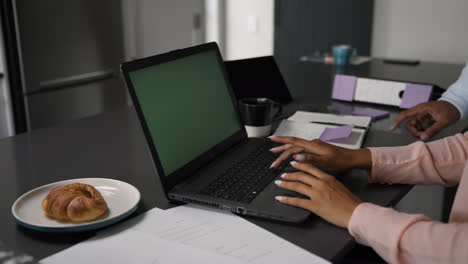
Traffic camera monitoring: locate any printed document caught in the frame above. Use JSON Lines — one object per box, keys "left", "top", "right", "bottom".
{"left": 41, "top": 205, "right": 330, "bottom": 264}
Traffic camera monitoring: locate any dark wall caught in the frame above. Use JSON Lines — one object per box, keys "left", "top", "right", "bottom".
{"left": 274, "top": 0, "right": 374, "bottom": 68}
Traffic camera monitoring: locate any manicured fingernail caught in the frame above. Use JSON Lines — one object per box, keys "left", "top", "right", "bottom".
{"left": 268, "top": 136, "right": 276, "bottom": 139}
{"left": 290, "top": 161, "right": 297, "bottom": 166}
{"left": 270, "top": 162, "right": 275, "bottom": 168}
{"left": 281, "top": 173, "right": 287, "bottom": 179}
{"left": 275, "top": 180, "right": 282, "bottom": 185}
{"left": 275, "top": 196, "right": 284, "bottom": 201}
{"left": 294, "top": 154, "right": 304, "bottom": 161}
{"left": 421, "top": 134, "right": 429, "bottom": 141}
{"left": 270, "top": 147, "right": 278, "bottom": 152}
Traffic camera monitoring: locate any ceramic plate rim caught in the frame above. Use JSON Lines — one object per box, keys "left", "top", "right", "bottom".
{"left": 11, "top": 178, "right": 140, "bottom": 232}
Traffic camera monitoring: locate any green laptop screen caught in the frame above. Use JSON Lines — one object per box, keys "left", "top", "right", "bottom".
{"left": 128, "top": 50, "right": 241, "bottom": 175}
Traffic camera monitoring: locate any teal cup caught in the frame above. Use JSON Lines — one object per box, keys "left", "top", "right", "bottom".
{"left": 332, "top": 45, "right": 357, "bottom": 66}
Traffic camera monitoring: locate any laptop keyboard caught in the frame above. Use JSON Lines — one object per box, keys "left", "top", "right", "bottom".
{"left": 199, "top": 141, "right": 291, "bottom": 204}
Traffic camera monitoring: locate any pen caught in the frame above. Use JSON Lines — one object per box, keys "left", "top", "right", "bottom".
{"left": 309, "top": 121, "right": 367, "bottom": 130}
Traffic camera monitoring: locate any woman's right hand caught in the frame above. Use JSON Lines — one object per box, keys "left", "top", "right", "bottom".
{"left": 268, "top": 136, "right": 372, "bottom": 172}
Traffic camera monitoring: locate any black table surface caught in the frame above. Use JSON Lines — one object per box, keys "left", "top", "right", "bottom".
{"left": 1, "top": 59, "right": 466, "bottom": 262}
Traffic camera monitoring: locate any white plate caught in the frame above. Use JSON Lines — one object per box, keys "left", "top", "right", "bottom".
{"left": 11, "top": 178, "right": 140, "bottom": 232}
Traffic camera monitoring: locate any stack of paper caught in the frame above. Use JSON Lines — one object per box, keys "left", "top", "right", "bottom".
{"left": 273, "top": 111, "right": 371, "bottom": 149}
{"left": 41, "top": 205, "right": 330, "bottom": 264}
{"left": 288, "top": 111, "right": 371, "bottom": 127}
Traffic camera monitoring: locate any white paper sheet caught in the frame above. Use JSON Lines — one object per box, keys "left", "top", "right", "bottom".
{"left": 349, "top": 56, "right": 372, "bottom": 65}
{"left": 41, "top": 229, "right": 243, "bottom": 264}
{"left": 139, "top": 205, "right": 330, "bottom": 264}
{"left": 41, "top": 205, "right": 330, "bottom": 264}
{"left": 273, "top": 120, "right": 365, "bottom": 149}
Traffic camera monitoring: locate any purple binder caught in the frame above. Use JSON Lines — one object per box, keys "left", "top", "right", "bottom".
{"left": 352, "top": 107, "right": 390, "bottom": 120}
{"left": 400, "top": 84, "right": 433, "bottom": 109}
{"left": 331, "top": 75, "right": 357, "bottom": 102}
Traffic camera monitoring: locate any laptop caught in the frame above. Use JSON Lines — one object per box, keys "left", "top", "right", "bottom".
{"left": 225, "top": 56, "right": 293, "bottom": 105}
{"left": 121, "top": 42, "right": 310, "bottom": 223}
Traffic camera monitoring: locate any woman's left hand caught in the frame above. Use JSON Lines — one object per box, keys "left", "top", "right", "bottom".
{"left": 275, "top": 161, "right": 362, "bottom": 228}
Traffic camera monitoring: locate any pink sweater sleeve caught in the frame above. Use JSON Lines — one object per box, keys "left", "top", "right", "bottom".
{"left": 349, "top": 203, "right": 468, "bottom": 264}
{"left": 368, "top": 132, "right": 468, "bottom": 186}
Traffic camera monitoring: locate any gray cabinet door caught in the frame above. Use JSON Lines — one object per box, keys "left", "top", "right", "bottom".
{"left": 14, "top": 0, "right": 127, "bottom": 130}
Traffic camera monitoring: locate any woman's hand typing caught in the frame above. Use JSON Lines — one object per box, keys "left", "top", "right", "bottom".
{"left": 274, "top": 161, "right": 362, "bottom": 228}
{"left": 269, "top": 136, "right": 372, "bottom": 172}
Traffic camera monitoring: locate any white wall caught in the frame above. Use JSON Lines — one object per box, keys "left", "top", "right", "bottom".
{"left": 372, "top": 0, "right": 468, "bottom": 64}
{"left": 205, "top": 0, "right": 225, "bottom": 55}
{"left": 224, "top": 0, "right": 274, "bottom": 61}
{"left": 122, "top": 0, "right": 274, "bottom": 62}
{"left": 0, "top": 12, "right": 15, "bottom": 137}
{"left": 121, "top": 0, "right": 205, "bottom": 60}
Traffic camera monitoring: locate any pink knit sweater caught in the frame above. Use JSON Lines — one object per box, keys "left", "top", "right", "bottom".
{"left": 348, "top": 132, "right": 468, "bottom": 264}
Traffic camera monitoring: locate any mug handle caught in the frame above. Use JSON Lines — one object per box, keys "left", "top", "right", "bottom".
{"left": 272, "top": 101, "right": 282, "bottom": 121}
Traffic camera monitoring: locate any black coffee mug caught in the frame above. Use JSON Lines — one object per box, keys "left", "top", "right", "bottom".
{"left": 238, "top": 98, "right": 282, "bottom": 137}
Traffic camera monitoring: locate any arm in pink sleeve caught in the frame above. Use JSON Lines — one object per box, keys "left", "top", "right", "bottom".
{"left": 368, "top": 132, "right": 468, "bottom": 186}
{"left": 349, "top": 203, "right": 468, "bottom": 264}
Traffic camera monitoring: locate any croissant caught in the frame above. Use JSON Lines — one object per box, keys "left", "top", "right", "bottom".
{"left": 41, "top": 183, "right": 108, "bottom": 222}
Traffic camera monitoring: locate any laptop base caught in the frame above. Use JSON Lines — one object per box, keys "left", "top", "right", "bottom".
{"left": 168, "top": 138, "right": 311, "bottom": 223}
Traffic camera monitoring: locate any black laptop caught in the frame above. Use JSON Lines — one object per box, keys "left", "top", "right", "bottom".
{"left": 225, "top": 56, "right": 293, "bottom": 105}
{"left": 121, "top": 42, "right": 310, "bottom": 222}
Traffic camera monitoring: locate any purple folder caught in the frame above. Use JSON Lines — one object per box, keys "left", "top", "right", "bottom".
{"left": 319, "top": 125, "right": 354, "bottom": 142}
{"left": 330, "top": 101, "right": 354, "bottom": 115}
{"left": 352, "top": 107, "right": 390, "bottom": 120}
{"left": 331, "top": 75, "right": 357, "bottom": 102}
{"left": 400, "top": 84, "right": 432, "bottom": 109}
